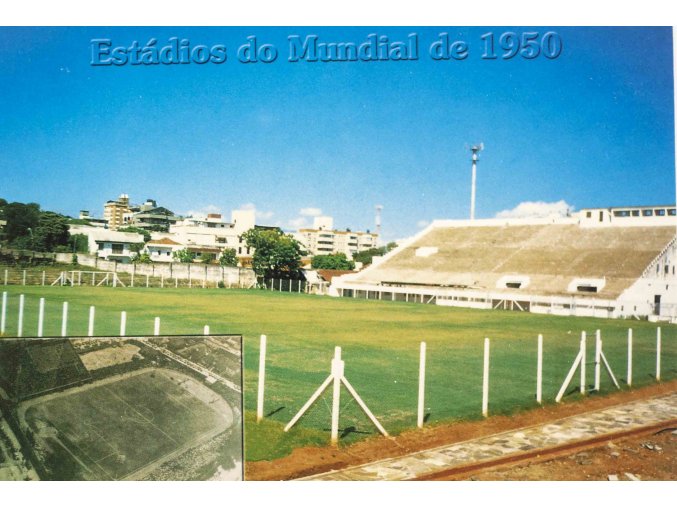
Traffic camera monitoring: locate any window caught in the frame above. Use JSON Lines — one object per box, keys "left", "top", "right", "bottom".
{"left": 643, "top": 209, "right": 653, "bottom": 216}
{"left": 98, "top": 243, "right": 104, "bottom": 250}
{"left": 598, "top": 211, "right": 603, "bottom": 222}
{"left": 506, "top": 282, "right": 522, "bottom": 289}
{"left": 577, "top": 285, "right": 598, "bottom": 293}
{"left": 669, "top": 209, "right": 677, "bottom": 216}
{"left": 112, "top": 243, "right": 124, "bottom": 254}
{"left": 586, "top": 211, "right": 591, "bottom": 218}
{"left": 631, "top": 210, "right": 640, "bottom": 217}
{"left": 655, "top": 209, "right": 666, "bottom": 216}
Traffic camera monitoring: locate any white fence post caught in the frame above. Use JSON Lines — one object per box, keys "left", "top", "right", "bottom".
{"left": 257, "top": 335, "right": 267, "bottom": 423}
{"left": 417, "top": 341, "right": 427, "bottom": 428}
{"left": 330, "top": 346, "right": 344, "bottom": 445}
{"left": 0, "top": 291, "right": 7, "bottom": 335}
{"left": 161, "top": 274, "right": 164, "bottom": 288}
{"left": 120, "top": 311, "right": 127, "bottom": 337}
{"left": 37, "top": 297, "right": 45, "bottom": 337}
{"left": 203, "top": 325, "right": 210, "bottom": 335}
{"left": 284, "top": 345, "right": 388, "bottom": 441}
{"left": 580, "top": 331, "right": 587, "bottom": 395}
{"left": 482, "top": 338, "right": 490, "bottom": 417}
{"left": 61, "top": 302, "right": 68, "bottom": 337}
{"left": 87, "top": 306, "right": 96, "bottom": 336}
{"left": 536, "top": 334, "right": 543, "bottom": 404}
{"left": 146, "top": 274, "right": 150, "bottom": 288}
{"left": 41, "top": 271, "right": 46, "bottom": 286}
{"left": 154, "top": 317, "right": 160, "bottom": 336}
{"left": 22, "top": 270, "right": 26, "bottom": 286}
{"left": 594, "top": 330, "right": 602, "bottom": 392}
{"left": 627, "top": 328, "right": 633, "bottom": 387}
{"left": 88, "top": 306, "right": 95, "bottom": 337}
{"left": 18, "top": 294, "right": 24, "bottom": 337}
{"left": 656, "top": 327, "right": 662, "bottom": 382}
{"left": 3, "top": 269, "right": 7, "bottom": 285}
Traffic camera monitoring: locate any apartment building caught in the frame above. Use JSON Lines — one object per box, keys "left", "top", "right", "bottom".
{"left": 296, "top": 216, "right": 378, "bottom": 259}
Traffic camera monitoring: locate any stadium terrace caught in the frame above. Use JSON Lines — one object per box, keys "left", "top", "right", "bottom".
{"left": 330, "top": 205, "right": 677, "bottom": 322}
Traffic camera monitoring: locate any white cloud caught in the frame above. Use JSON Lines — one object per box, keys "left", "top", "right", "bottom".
{"left": 416, "top": 220, "right": 430, "bottom": 229}
{"left": 256, "top": 210, "right": 275, "bottom": 220}
{"left": 496, "top": 200, "right": 574, "bottom": 219}
{"left": 238, "top": 203, "right": 274, "bottom": 221}
{"left": 184, "top": 204, "right": 222, "bottom": 219}
{"left": 288, "top": 217, "right": 308, "bottom": 229}
{"left": 300, "top": 207, "right": 323, "bottom": 217}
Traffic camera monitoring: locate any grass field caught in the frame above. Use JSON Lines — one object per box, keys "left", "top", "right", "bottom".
{"left": 18, "top": 368, "right": 233, "bottom": 480}
{"left": 1, "top": 284, "right": 675, "bottom": 462}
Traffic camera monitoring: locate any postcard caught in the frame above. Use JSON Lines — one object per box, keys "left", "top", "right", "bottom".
{"left": 0, "top": 26, "right": 675, "bottom": 483}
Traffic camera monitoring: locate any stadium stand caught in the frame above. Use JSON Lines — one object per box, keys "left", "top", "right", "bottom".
{"left": 0, "top": 339, "right": 91, "bottom": 401}
{"left": 331, "top": 207, "right": 677, "bottom": 321}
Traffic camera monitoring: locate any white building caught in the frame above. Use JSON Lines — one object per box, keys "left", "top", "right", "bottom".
{"left": 296, "top": 216, "right": 378, "bottom": 259}
{"left": 143, "top": 237, "right": 184, "bottom": 262}
{"left": 69, "top": 224, "right": 144, "bottom": 263}
{"left": 152, "top": 209, "right": 256, "bottom": 259}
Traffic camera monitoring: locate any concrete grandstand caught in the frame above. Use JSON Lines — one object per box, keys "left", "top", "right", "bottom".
{"left": 330, "top": 206, "right": 677, "bottom": 321}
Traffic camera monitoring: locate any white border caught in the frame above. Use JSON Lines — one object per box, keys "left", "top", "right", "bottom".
{"left": 0, "top": 0, "right": 676, "bottom": 25}
{"left": 0, "top": 2, "right": 675, "bottom": 504}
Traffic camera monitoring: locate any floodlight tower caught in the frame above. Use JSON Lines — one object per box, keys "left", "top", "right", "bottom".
{"left": 375, "top": 205, "right": 383, "bottom": 246}
{"left": 469, "top": 143, "right": 484, "bottom": 220}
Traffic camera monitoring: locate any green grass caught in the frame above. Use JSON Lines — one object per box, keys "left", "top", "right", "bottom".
{"left": 1, "top": 285, "right": 675, "bottom": 462}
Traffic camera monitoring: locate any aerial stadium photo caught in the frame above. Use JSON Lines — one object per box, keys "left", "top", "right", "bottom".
{"left": 0, "top": 25, "right": 676, "bottom": 482}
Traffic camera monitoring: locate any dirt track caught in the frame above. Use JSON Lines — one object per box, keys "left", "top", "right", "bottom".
{"left": 245, "top": 380, "right": 677, "bottom": 481}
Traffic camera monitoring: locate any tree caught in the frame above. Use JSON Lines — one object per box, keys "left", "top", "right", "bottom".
{"left": 243, "top": 228, "right": 304, "bottom": 280}
{"left": 311, "top": 252, "right": 355, "bottom": 270}
{"left": 352, "top": 242, "right": 398, "bottom": 266}
{"left": 173, "top": 248, "right": 196, "bottom": 263}
{"left": 67, "top": 218, "right": 92, "bottom": 226}
{"left": 32, "top": 211, "right": 70, "bottom": 252}
{"left": 133, "top": 252, "right": 153, "bottom": 264}
{"left": 199, "top": 252, "right": 216, "bottom": 264}
{"left": 68, "top": 234, "right": 89, "bottom": 253}
{"left": 118, "top": 226, "right": 151, "bottom": 243}
{"left": 3, "top": 202, "right": 40, "bottom": 244}
{"left": 219, "top": 248, "right": 238, "bottom": 267}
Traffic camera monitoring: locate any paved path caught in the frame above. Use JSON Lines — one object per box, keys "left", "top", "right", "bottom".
{"left": 300, "top": 392, "right": 677, "bottom": 481}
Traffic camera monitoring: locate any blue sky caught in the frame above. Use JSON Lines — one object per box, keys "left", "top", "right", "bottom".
{"left": 0, "top": 26, "right": 674, "bottom": 242}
